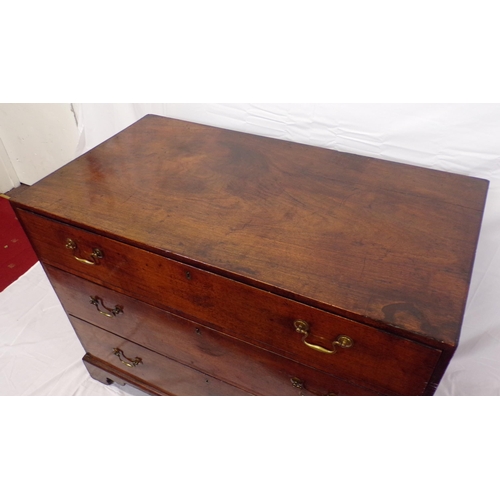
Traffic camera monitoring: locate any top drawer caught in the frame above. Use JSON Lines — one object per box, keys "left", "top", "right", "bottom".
{"left": 17, "top": 210, "right": 442, "bottom": 395}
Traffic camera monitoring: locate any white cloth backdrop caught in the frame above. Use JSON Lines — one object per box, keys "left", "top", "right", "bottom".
{"left": 2, "top": 103, "right": 500, "bottom": 395}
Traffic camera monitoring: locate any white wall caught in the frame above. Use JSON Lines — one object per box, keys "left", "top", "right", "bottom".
{"left": 0, "top": 103, "right": 79, "bottom": 190}
{"left": 0, "top": 136, "right": 19, "bottom": 193}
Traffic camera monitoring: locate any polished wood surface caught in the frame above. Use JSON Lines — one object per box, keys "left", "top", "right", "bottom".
{"left": 10, "top": 115, "right": 489, "bottom": 395}
{"left": 10, "top": 115, "right": 489, "bottom": 344}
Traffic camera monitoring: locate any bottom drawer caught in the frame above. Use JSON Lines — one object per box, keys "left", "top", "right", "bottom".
{"left": 70, "top": 316, "right": 251, "bottom": 396}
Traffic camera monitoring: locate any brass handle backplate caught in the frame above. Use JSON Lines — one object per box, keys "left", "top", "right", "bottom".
{"left": 294, "top": 319, "right": 353, "bottom": 354}
{"left": 90, "top": 296, "right": 124, "bottom": 318}
{"left": 290, "top": 377, "right": 338, "bottom": 396}
{"left": 66, "top": 238, "right": 103, "bottom": 265}
{"left": 290, "top": 377, "right": 304, "bottom": 389}
{"left": 113, "top": 348, "right": 142, "bottom": 368}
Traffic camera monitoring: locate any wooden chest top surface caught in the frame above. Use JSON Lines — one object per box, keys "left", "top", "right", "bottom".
{"left": 11, "top": 114, "right": 488, "bottom": 346}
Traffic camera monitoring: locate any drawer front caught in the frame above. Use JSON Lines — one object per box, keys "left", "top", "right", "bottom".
{"left": 46, "top": 265, "right": 381, "bottom": 396}
{"left": 69, "top": 316, "right": 250, "bottom": 396}
{"left": 22, "top": 210, "right": 441, "bottom": 395}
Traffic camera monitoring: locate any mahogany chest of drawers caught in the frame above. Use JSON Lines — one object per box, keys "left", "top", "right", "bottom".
{"left": 10, "top": 115, "right": 488, "bottom": 395}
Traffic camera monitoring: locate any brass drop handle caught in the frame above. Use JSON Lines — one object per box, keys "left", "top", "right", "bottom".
{"left": 90, "top": 296, "right": 124, "bottom": 318}
{"left": 66, "top": 238, "right": 103, "bottom": 265}
{"left": 294, "top": 319, "right": 353, "bottom": 354}
{"left": 290, "top": 377, "right": 338, "bottom": 396}
{"left": 113, "top": 348, "right": 142, "bottom": 368}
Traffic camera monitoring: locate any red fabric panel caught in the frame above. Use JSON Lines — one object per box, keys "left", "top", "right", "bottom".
{"left": 0, "top": 196, "right": 38, "bottom": 291}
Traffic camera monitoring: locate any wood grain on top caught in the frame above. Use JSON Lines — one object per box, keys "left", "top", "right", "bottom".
{"left": 10, "top": 114, "right": 489, "bottom": 344}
